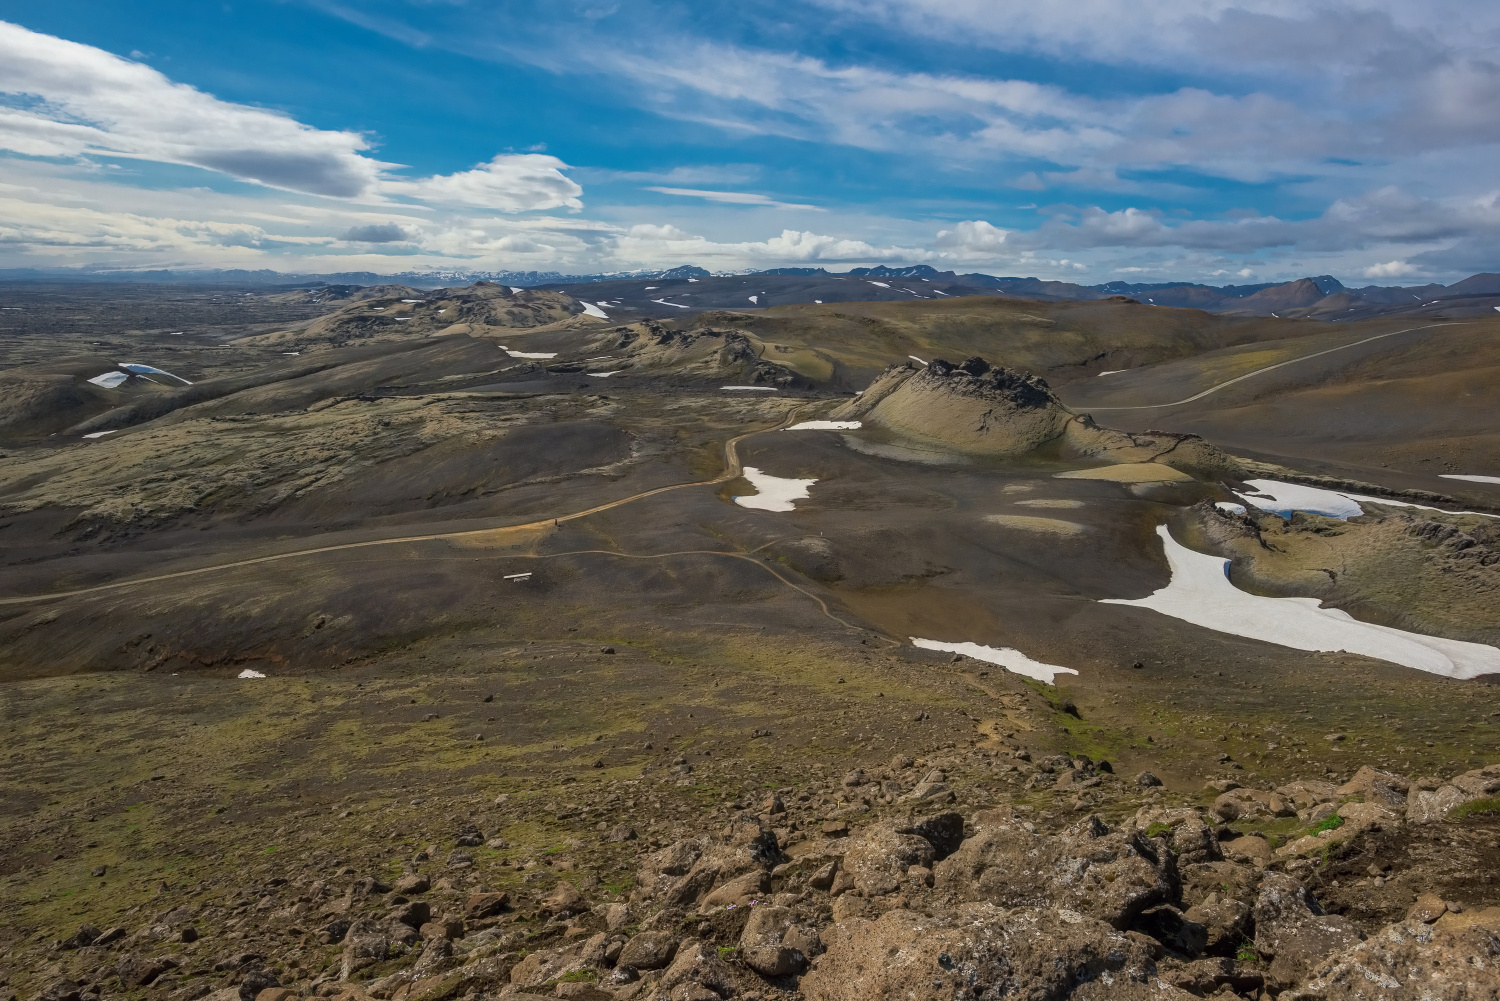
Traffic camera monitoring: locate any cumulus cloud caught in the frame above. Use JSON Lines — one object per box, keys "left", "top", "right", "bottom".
{"left": 0, "top": 22, "right": 585, "bottom": 214}
{"left": 611, "top": 224, "right": 921, "bottom": 265}
{"left": 386, "top": 155, "right": 583, "bottom": 212}
{"left": 1363, "top": 259, "right": 1416, "bottom": 278}
{"left": 934, "top": 220, "right": 1010, "bottom": 254}
{"left": 0, "top": 21, "right": 384, "bottom": 197}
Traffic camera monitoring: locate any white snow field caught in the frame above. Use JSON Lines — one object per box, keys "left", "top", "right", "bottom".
{"left": 784, "top": 421, "right": 862, "bottom": 431}
{"left": 87, "top": 372, "right": 128, "bottom": 389}
{"left": 1237, "top": 478, "right": 1499, "bottom": 521}
{"left": 910, "top": 638, "right": 1079, "bottom": 685}
{"left": 1103, "top": 526, "right": 1500, "bottom": 680}
{"left": 120, "top": 363, "right": 191, "bottom": 385}
{"left": 733, "top": 467, "right": 816, "bottom": 512}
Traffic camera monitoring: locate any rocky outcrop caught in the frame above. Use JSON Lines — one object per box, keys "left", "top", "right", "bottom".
{"left": 834, "top": 355, "right": 1238, "bottom": 473}
{"left": 1253, "top": 874, "right": 1364, "bottom": 989}
{"left": 30, "top": 755, "right": 1500, "bottom": 1001}
{"left": 1281, "top": 918, "right": 1500, "bottom": 1000}
{"left": 632, "top": 814, "right": 784, "bottom": 909}
{"left": 934, "top": 812, "right": 1178, "bottom": 929}
{"left": 834, "top": 358, "right": 1073, "bottom": 456}
{"left": 803, "top": 904, "right": 1167, "bottom": 1001}
{"left": 1407, "top": 764, "right": 1500, "bottom": 823}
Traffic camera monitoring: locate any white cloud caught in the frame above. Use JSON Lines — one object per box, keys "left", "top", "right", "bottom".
{"left": 610, "top": 224, "right": 921, "bottom": 266}
{"left": 0, "top": 22, "right": 584, "bottom": 214}
{"left": 645, "top": 187, "right": 823, "bottom": 210}
{"left": 385, "top": 154, "right": 583, "bottom": 212}
{"left": 0, "top": 21, "right": 384, "bottom": 197}
{"left": 934, "top": 220, "right": 1010, "bottom": 255}
{"left": 1362, "top": 259, "right": 1415, "bottom": 278}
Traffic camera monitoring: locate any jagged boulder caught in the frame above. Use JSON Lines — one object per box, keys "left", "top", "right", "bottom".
{"left": 1131, "top": 806, "right": 1223, "bottom": 866}
{"left": 1253, "top": 874, "right": 1363, "bottom": 989}
{"left": 1212, "top": 788, "right": 1295, "bottom": 822}
{"left": 738, "top": 905, "right": 812, "bottom": 978}
{"left": 1280, "top": 918, "right": 1500, "bottom": 999}
{"left": 634, "top": 816, "right": 782, "bottom": 909}
{"left": 1337, "top": 766, "right": 1410, "bottom": 810}
{"left": 934, "top": 814, "right": 1178, "bottom": 929}
{"left": 1407, "top": 764, "right": 1500, "bottom": 823}
{"left": 1184, "top": 893, "right": 1254, "bottom": 956}
{"left": 655, "top": 938, "right": 738, "bottom": 998}
{"left": 1276, "top": 780, "right": 1340, "bottom": 813}
{"left": 840, "top": 821, "right": 937, "bottom": 897}
{"left": 803, "top": 904, "right": 1166, "bottom": 1001}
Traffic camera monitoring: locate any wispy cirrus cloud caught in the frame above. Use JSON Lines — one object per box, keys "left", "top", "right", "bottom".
{"left": 644, "top": 187, "right": 822, "bottom": 211}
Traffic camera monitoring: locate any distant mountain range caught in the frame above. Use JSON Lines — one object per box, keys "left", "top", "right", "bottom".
{"left": 3, "top": 263, "right": 1498, "bottom": 320}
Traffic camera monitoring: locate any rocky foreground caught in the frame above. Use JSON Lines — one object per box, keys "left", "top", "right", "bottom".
{"left": 15, "top": 749, "right": 1500, "bottom": 1001}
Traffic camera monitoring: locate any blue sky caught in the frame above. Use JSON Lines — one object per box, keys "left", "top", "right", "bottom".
{"left": 1, "top": 1, "right": 1498, "bottom": 282}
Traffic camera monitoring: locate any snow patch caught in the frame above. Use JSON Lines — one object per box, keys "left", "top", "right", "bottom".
{"left": 734, "top": 467, "right": 816, "bottom": 512}
{"left": 1237, "top": 478, "right": 1499, "bottom": 521}
{"left": 587, "top": 371, "right": 620, "bottom": 377}
{"left": 238, "top": 669, "right": 267, "bottom": 679}
{"left": 1098, "top": 370, "right": 1124, "bottom": 377}
{"left": 785, "top": 420, "right": 861, "bottom": 431}
{"left": 87, "top": 371, "right": 128, "bottom": 389}
{"left": 722, "top": 385, "right": 777, "bottom": 391}
{"left": 748, "top": 296, "right": 759, "bottom": 304}
{"left": 578, "top": 301, "right": 609, "bottom": 319}
{"left": 1103, "top": 526, "right": 1500, "bottom": 680}
{"left": 1442, "top": 474, "right": 1500, "bottom": 485}
{"left": 652, "top": 299, "right": 691, "bottom": 309}
{"left": 910, "top": 638, "right": 1078, "bottom": 685}
{"left": 868, "top": 281, "right": 890, "bottom": 288}
{"left": 501, "top": 347, "right": 557, "bottom": 359}
{"left": 119, "top": 363, "right": 192, "bottom": 385}
{"left": 81, "top": 430, "right": 118, "bottom": 439}
{"left": 909, "top": 355, "right": 928, "bottom": 366}
{"left": 1215, "top": 502, "right": 1248, "bottom": 515}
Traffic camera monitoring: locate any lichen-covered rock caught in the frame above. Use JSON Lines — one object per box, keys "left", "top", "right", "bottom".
{"left": 1280, "top": 918, "right": 1500, "bottom": 1000}
{"left": 1337, "top": 766, "right": 1409, "bottom": 810}
{"left": 1277, "top": 780, "right": 1340, "bottom": 813}
{"left": 618, "top": 930, "right": 679, "bottom": 971}
{"left": 737, "top": 905, "right": 809, "bottom": 978}
{"left": 634, "top": 818, "right": 782, "bottom": 908}
{"left": 1253, "top": 874, "right": 1363, "bottom": 989}
{"left": 655, "top": 938, "right": 737, "bottom": 999}
{"left": 1407, "top": 764, "right": 1500, "bottom": 824}
{"left": 840, "top": 821, "right": 936, "bottom": 897}
{"left": 1184, "top": 893, "right": 1253, "bottom": 956}
{"left": 507, "top": 947, "right": 585, "bottom": 987}
{"left": 342, "top": 918, "right": 396, "bottom": 980}
{"left": 1212, "top": 788, "right": 1295, "bottom": 822}
{"left": 1132, "top": 806, "right": 1223, "bottom": 866}
{"left": 802, "top": 904, "right": 1163, "bottom": 1001}
{"left": 934, "top": 814, "right": 1177, "bottom": 929}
